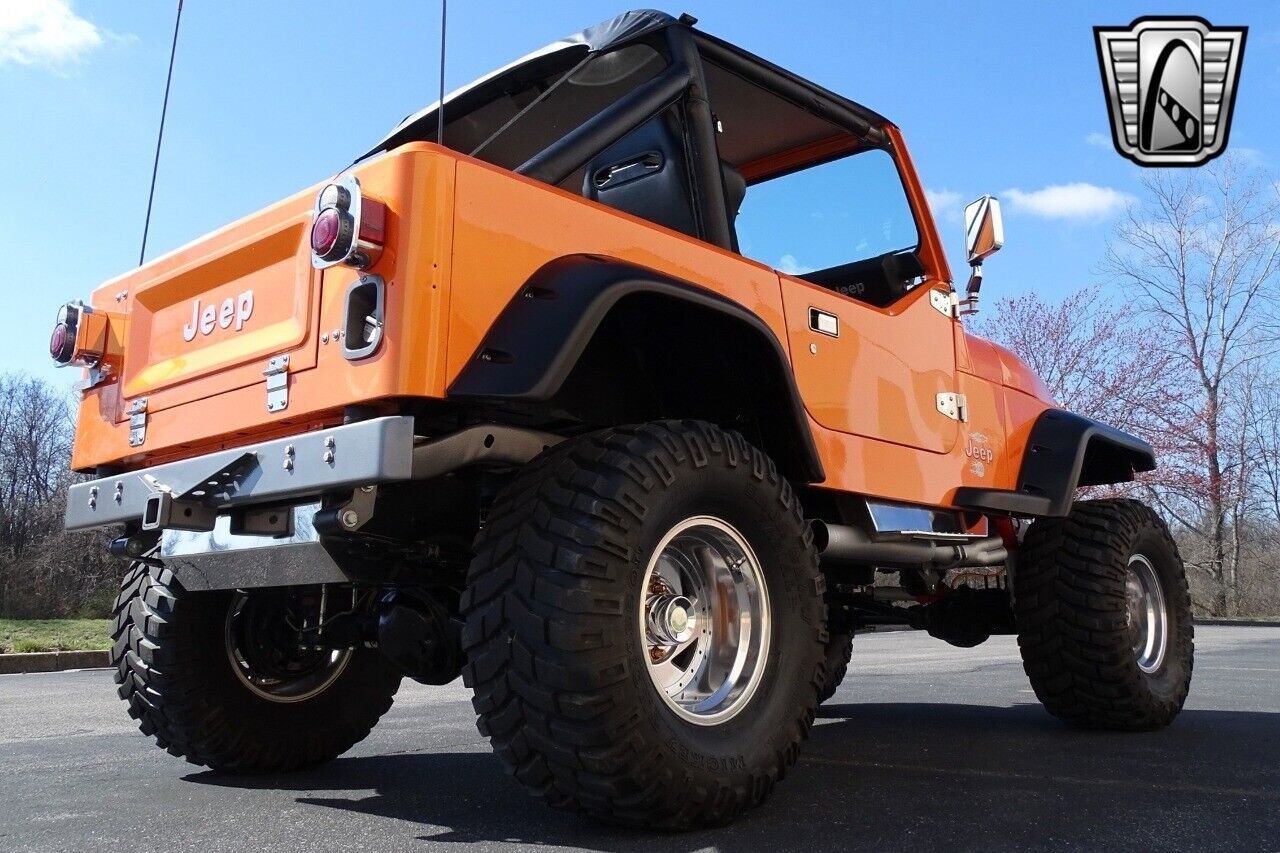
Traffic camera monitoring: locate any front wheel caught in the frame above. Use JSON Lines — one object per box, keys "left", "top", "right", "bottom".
{"left": 462, "top": 421, "right": 827, "bottom": 828}
{"left": 817, "top": 631, "right": 853, "bottom": 704}
{"left": 111, "top": 565, "right": 402, "bottom": 772}
{"left": 1013, "top": 498, "right": 1193, "bottom": 730}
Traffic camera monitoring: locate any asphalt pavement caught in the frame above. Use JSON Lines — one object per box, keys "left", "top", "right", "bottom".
{"left": 1, "top": 626, "right": 1277, "bottom": 853}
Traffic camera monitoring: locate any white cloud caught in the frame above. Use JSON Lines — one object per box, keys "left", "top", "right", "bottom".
{"left": 1001, "top": 183, "right": 1134, "bottom": 221}
{"left": 925, "top": 188, "right": 962, "bottom": 222}
{"left": 0, "top": 0, "right": 103, "bottom": 68}
{"left": 777, "top": 254, "right": 813, "bottom": 275}
{"left": 1085, "top": 132, "right": 1111, "bottom": 149}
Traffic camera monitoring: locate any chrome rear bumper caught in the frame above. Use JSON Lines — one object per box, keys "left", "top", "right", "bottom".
{"left": 68, "top": 418, "right": 561, "bottom": 591}
{"left": 65, "top": 416, "right": 417, "bottom": 532}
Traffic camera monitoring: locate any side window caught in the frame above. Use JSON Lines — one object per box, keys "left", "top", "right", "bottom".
{"left": 735, "top": 148, "right": 923, "bottom": 306}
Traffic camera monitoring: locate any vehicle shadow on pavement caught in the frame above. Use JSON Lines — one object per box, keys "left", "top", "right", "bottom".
{"left": 187, "top": 702, "right": 1280, "bottom": 852}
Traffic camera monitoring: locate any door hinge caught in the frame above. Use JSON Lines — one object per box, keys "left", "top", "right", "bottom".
{"left": 936, "top": 392, "right": 968, "bottom": 422}
{"left": 265, "top": 355, "right": 290, "bottom": 413}
{"left": 929, "top": 289, "right": 959, "bottom": 318}
{"left": 128, "top": 398, "right": 148, "bottom": 447}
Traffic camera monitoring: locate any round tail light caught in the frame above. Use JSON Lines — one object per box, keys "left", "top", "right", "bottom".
{"left": 49, "top": 322, "right": 74, "bottom": 364}
{"left": 310, "top": 206, "right": 353, "bottom": 262}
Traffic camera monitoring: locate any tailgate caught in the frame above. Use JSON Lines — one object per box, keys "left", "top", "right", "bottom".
{"left": 117, "top": 196, "right": 320, "bottom": 418}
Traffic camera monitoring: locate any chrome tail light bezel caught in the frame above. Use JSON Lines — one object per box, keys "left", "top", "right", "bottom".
{"left": 310, "top": 174, "right": 385, "bottom": 270}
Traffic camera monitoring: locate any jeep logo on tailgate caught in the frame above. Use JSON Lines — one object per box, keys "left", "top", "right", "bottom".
{"left": 182, "top": 290, "right": 255, "bottom": 341}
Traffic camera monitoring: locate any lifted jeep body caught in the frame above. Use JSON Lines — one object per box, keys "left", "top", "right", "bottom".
{"left": 55, "top": 11, "right": 1191, "bottom": 828}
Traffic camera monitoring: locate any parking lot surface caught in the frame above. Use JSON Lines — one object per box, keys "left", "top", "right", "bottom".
{"left": 1, "top": 626, "right": 1276, "bottom": 852}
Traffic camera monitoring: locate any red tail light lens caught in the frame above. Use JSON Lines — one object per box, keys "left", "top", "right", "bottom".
{"left": 310, "top": 206, "right": 354, "bottom": 263}
{"left": 310, "top": 208, "right": 342, "bottom": 254}
{"left": 49, "top": 322, "right": 73, "bottom": 364}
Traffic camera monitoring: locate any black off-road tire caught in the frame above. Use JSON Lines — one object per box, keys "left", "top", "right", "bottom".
{"left": 817, "top": 632, "right": 853, "bottom": 703}
{"left": 1013, "top": 498, "right": 1193, "bottom": 730}
{"left": 111, "top": 563, "right": 402, "bottom": 773}
{"left": 461, "top": 421, "right": 827, "bottom": 828}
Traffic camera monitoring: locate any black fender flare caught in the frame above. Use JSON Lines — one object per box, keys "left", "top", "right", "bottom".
{"left": 955, "top": 409, "right": 1155, "bottom": 517}
{"left": 448, "top": 254, "right": 825, "bottom": 482}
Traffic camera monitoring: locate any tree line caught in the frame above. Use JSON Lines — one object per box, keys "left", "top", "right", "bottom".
{"left": 977, "top": 157, "right": 1280, "bottom": 617}
{"left": 2, "top": 158, "right": 1277, "bottom": 618}
{"left": 0, "top": 375, "right": 114, "bottom": 618}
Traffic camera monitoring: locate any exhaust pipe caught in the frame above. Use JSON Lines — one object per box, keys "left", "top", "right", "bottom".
{"left": 811, "top": 521, "right": 1007, "bottom": 570}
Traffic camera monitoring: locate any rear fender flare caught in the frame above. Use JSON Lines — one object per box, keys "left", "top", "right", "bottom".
{"left": 448, "top": 254, "right": 824, "bottom": 482}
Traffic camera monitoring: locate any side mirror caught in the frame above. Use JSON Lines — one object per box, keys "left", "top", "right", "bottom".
{"left": 964, "top": 195, "right": 1004, "bottom": 264}
{"left": 960, "top": 195, "right": 1004, "bottom": 315}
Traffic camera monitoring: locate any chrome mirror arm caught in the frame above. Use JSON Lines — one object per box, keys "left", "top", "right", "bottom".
{"left": 958, "top": 263, "right": 983, "bottom": 316}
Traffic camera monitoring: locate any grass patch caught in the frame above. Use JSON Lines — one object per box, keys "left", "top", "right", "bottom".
{"left": 0, "top": 619, "right": 111, "bottom": 654}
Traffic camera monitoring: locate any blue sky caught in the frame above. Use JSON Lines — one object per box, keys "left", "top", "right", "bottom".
{"left": 3, "top": 1, "right": 1278, "bottom": 388}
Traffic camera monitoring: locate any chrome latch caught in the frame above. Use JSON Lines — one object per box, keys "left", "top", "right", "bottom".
{"left": 265, "top": 355, "right": 290, "bottom": 413}
{"left": 936, "top": 392, "right": 968, "bottom": 422}
{"left": 128, "top": 398, "right": 148, "bottom": 447}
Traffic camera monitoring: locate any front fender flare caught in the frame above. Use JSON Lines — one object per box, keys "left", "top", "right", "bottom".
{"left": 955, "top": 409, "right": 1155, "bottom": 517}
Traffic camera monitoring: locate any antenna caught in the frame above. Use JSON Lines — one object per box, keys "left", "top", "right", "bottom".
{"left": 436, "top": 0, "right": 447, "bottom": 146}
{"left": 140, "top": 0, "right": 184, "bottom": 266}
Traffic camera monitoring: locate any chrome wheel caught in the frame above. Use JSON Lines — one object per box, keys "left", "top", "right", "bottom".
{"left": 640, "top": 516, "right": 770, "bottom": 726}
{"left": 225, "top": 592, "right": 352, "bottom": 704}
{"left": 1125, "top": 554, "right": 1168, "bottom": 674}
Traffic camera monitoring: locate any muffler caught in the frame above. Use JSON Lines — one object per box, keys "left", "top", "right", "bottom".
{"left": 811, "top": 521, "right": 1007, "bottom": 570}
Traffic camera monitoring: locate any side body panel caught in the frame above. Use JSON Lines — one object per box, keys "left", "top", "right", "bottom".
{"left": 444, "top": 156, "right": 1050, "bottom": 508}
{"left": 444, "top": 160, "right": 788, "bottom": 383}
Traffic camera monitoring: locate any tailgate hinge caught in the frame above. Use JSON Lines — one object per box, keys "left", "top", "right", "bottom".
{"left": 128, "top": 398, "right": 148, "bottom": 447}
{"left": 929, "top": 289, "right": 960, "bottom": 318}
{"left": 265, "top": 355, "right": 291, "bottom": 413}
{"left": 936, "top": 392, "right": 968, "bottom": 422}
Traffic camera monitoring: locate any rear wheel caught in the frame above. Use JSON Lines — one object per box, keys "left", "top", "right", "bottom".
{"left": 1013, "top": 498, "right": 1193, "bottom": 730}
{"left": 462, "top": 421, "right": 826, "bottom": 828}
{"left": 112, "top": 565, "right": 402, "bottom": 772}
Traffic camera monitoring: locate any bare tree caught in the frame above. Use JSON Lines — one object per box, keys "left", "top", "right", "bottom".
{"left": 973, "top": 287, "right": 1200, "bottom": 514}
{"left": 1102, "top": 157, "right": 1280, "bottom": 615}
{"left": 0, "top": 373, "right": 116, "bottom": 618}
{"left": 975, "top": 287, "right": 1186, "bottom": 440}
{"left": 0, "top": 375, "right": 73, "bottom": 557}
